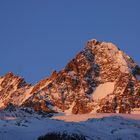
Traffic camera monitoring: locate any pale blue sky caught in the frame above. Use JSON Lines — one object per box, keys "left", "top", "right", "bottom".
{"left": 0, "top": 0, "right": 140, "bottom": 83}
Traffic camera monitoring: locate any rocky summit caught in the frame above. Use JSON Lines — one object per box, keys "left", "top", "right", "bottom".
{"left": 0, "top": 39, "right": 140, "bottom": 114}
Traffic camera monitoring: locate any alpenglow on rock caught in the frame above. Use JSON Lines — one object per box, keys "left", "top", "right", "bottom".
{"left": 0, "top": 39, "right": 140, "bottom": 114}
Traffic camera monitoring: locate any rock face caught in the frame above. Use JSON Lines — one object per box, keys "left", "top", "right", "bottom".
{"left": 0, "top": 72, "right": 33, "bottom": 109}
{"left": 0, "top": 39, "right": 140, "bottom": 114}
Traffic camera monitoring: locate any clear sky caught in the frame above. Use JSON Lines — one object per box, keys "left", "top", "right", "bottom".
{"left": 0, "top": 0, "right": 140, "bottom": 83}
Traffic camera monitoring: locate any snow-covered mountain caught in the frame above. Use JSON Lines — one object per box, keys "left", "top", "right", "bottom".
{"left": 0, "top": 39, "right": 140, "bottom": 114}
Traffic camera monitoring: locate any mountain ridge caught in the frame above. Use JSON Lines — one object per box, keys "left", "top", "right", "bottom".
{"left": 0, "top": 39, "right": 140, "bottom": 114}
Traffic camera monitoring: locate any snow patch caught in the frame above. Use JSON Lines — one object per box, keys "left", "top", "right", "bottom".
{"left": 53, "top": 113, "right": 140, "bottom": 122}
{"left": 92, "top": 82, "right": 115, "bottom": 101}
{"left": 0, "top": 77, "right": 4, "bottom": 85}
{"left": 132, "top": 108, "right": 140, "bottom": 114}
{"left": 115, "top": 51, "right": 129, "bottom": 73}
{"left": 19, "top": 87, "right": 34, "bottom": 105}
{"left": 64, "top": 102, "right": 75, "bottom": 115}
{"left": 0, "top": 101, "right": 4, "bottom": 109}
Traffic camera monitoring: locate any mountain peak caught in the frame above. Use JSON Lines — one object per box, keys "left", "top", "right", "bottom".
{"left": 86, "top": 38, "right": 100, "bottom": 47}
{"left": 85, "top": 39, "right": 137, "bottom": 74}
